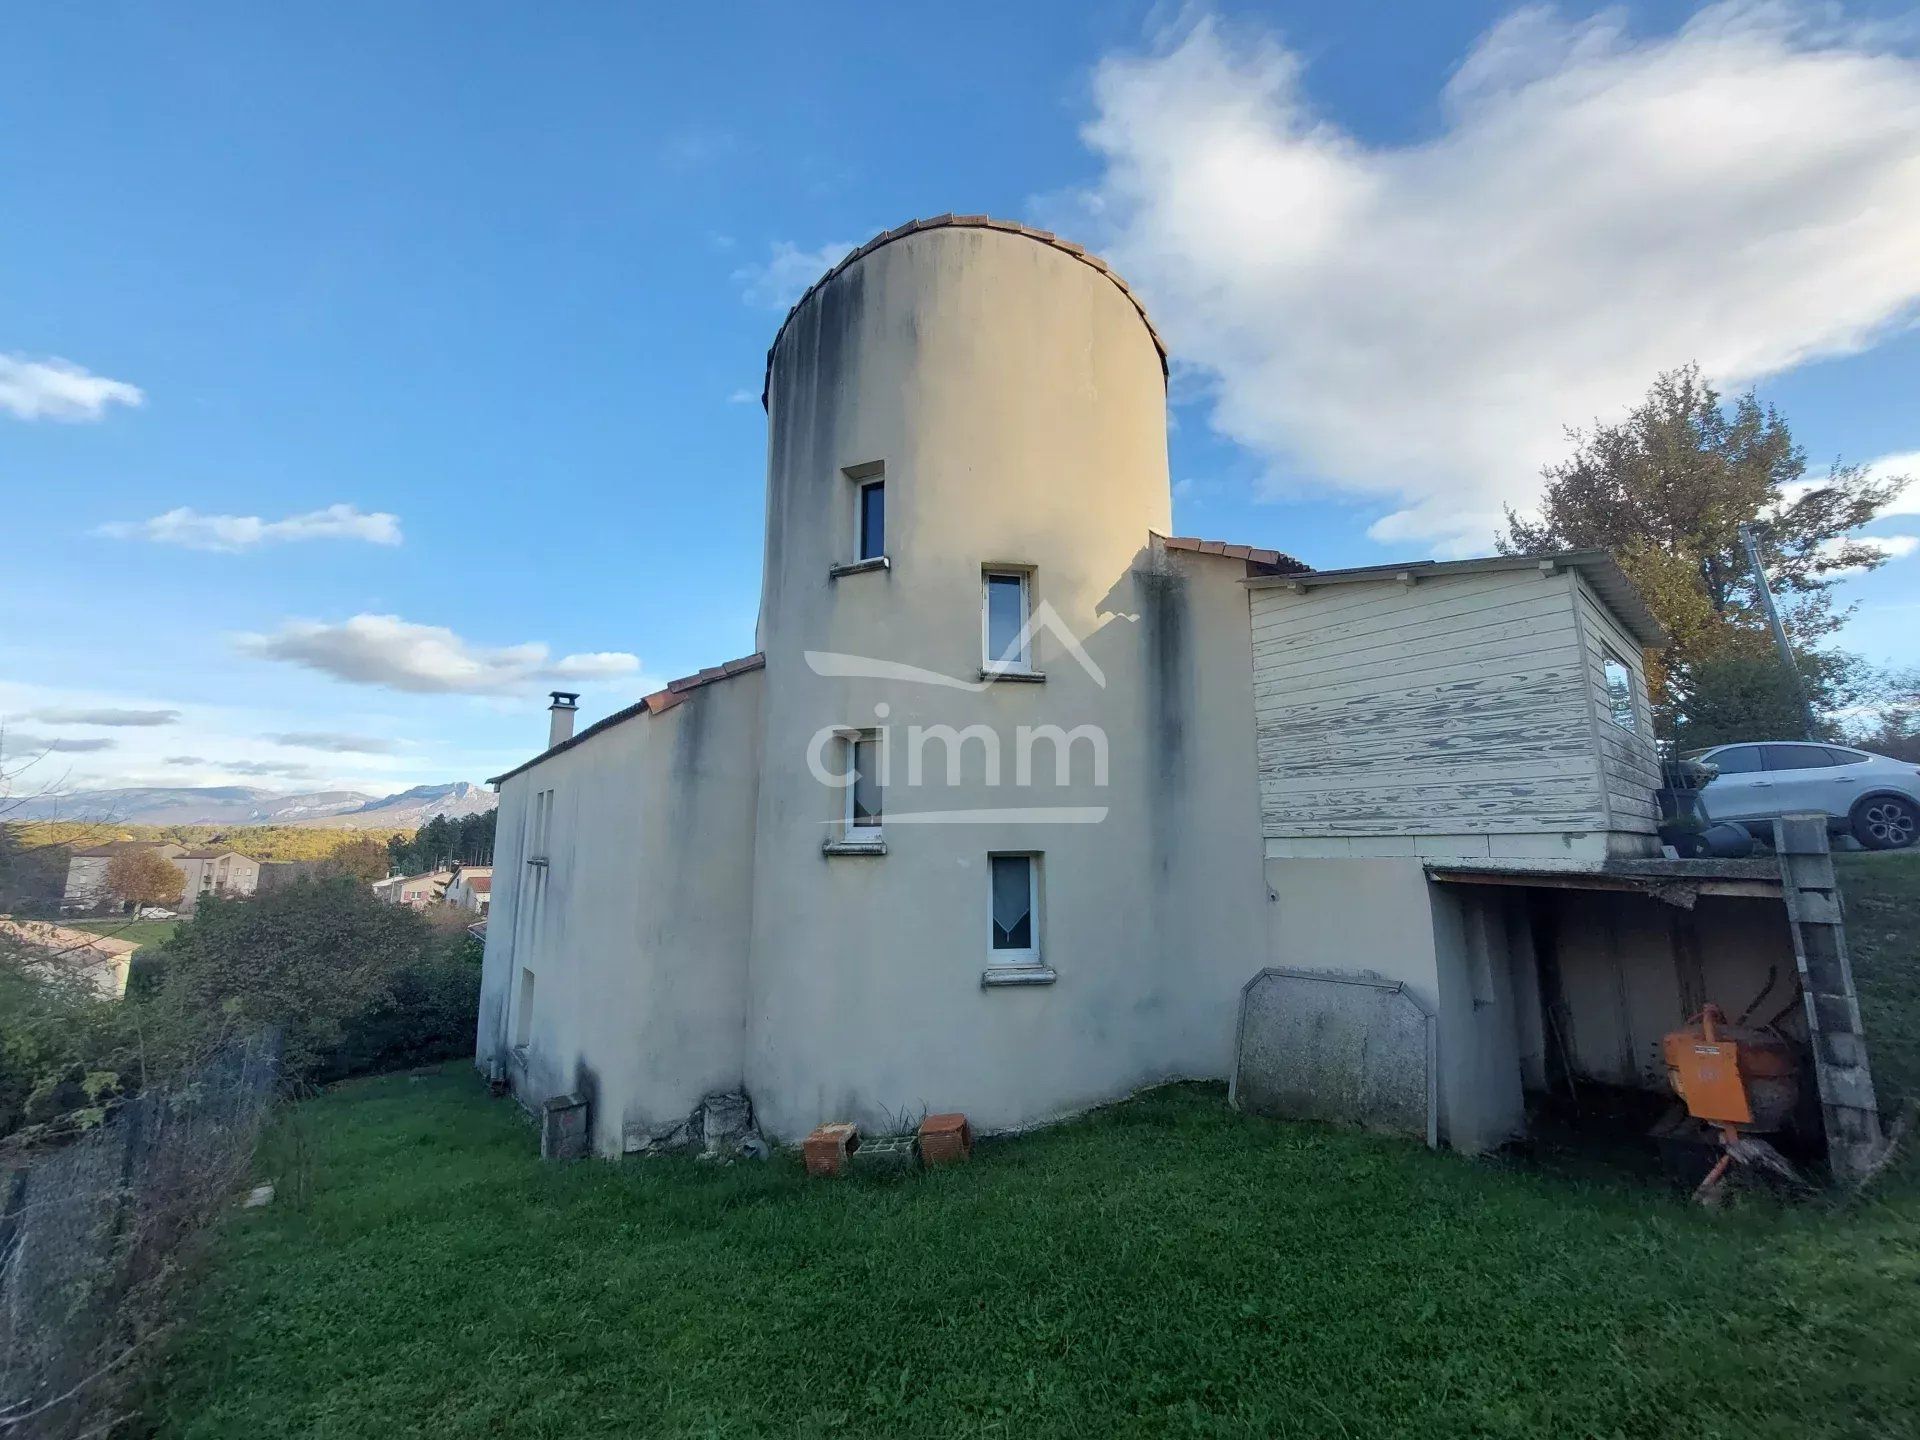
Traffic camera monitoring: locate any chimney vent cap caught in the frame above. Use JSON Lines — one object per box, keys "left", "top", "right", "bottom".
{"left": 548, "top": 691, "right": 580, "bottom": 709}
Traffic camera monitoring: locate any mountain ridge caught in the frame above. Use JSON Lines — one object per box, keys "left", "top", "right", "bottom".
{"left": 8, "top": 781, "right": 496, "bottom": 829}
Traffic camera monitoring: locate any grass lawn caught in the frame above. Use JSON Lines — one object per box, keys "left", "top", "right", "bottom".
{"left": 154, "top": 858, "right": 1920, "bottom": 1439}
{"left": 64, "top": 917, "right": 179, "bottom": 948}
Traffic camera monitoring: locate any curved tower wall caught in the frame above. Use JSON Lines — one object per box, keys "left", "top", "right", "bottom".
{"left": 744, "top": 225, "right": 1263, "bottom": 1138}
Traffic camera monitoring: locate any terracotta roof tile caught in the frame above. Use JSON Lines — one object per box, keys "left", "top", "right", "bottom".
{"left": 1162, "top": 534, "right": 1312, "bottom": 575}
{"left": 762, "top": 216, "right": 1168, "bottom": 407}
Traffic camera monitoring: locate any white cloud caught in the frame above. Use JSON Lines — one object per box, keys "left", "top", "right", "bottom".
{"left": 97, "top": 503, "right": 403, "bottom": 552}
{"left": 734, "top": 240, "right": 856, "bottom": 309}
{"left": 0, "top": 354, "right": 144, "bottom": 421}
{"left": 265, "top": 731, "right": 400, "bottom": 754}
{"left": 1864, "top": 451, "right": 1920, "bottom": 515}
{"left": 1066, "top": 4, "right": 1920, "bottom": 554}
{"left": 163, "top": 755, "right": 317, "bottom": 779}
{"left": 1, "top": 733, "right": 116, "bottom": 755}
{"left": 1821, "top": 531, "right": 1920, "bottom": 575}
{"left": 27, "top": 707, "right": 179, "bottom": 726}
{"left": 727, "top": 388, "right": 757, "bottom": 405}
{"left": 234, "top": 614, "right": 641, "bottom": 695}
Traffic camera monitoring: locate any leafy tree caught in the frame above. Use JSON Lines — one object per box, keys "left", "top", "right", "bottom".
{"left": 0, "top": 824, "right": 69, "bottom": 914}
{"left": 142, "top": 879, "right": 424, "bottom": 1081}
{"left": 1501, "top": 363, "right": 1907, "bottom": 737}
{"left": 318, "top": 835, "right": 390, "bottom": 883}
{"left": 106, "top": 849, "right": 185, "bottom": 911}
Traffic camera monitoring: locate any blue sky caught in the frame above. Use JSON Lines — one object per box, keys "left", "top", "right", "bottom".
{"left": 4, "top": 1, "right": 1919, "bottom": 795}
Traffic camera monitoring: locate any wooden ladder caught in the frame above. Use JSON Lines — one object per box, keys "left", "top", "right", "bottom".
{"left": 1774, "top": 814, "right": 1884, "bottom": 1182}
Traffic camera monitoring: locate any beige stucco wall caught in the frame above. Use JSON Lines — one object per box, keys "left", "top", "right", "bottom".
{"left": 744, "top": 225, "right": 1267, "bottom": 1140}
{"left": 478, "top": 670, "right": 764, "bottom": 1155}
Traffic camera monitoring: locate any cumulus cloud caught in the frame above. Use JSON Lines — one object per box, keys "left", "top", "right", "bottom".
{"left": 266, "top": 731, "right": 400, "bottom": 754}
{"left": 0, "top": 354, "right": 144, "bottom": 421}
{"left": 1066, "top": 4, "right": 1920, "bottom": 553}
{"left": 234, "top": 614, "right": 641, "bottom": 695}
{"left": 97, "top": 503, "right": 403, "bottom": 552}
{"left": 28, "top": 707, "right": 180, "bottom": 727}
{"left": 734, "top": 240, "right": 856, "bottom": 309}
{"left": 2, "top": 733, "right": 116, "bottom": 754}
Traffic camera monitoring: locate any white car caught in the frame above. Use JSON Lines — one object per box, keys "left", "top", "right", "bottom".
{"left": 1687, "top": 741, "right": 1920, "bottom": 850}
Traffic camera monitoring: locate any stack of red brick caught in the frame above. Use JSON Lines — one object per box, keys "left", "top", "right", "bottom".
{"left": 803, "top": 1112, "right": 973, "bottom": 1177}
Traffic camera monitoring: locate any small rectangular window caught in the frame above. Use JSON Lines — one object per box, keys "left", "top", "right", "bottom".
{"left": 846, "top": 732, "right": 882, "bottom": 838}
{"left": 858, "top": 479, "right": 885, "bottom": 561}
{"left": 989, "top": 853, "right": 1038, "bottom": 963}
{"left": 514, "top": 968, "right": 536, "bottom": 1048}
{"left": 983, "top": 570, "right": 1030, "bottom": 671}
{"left": 1601, "top": 649, "right": 1635, "bottom": 731}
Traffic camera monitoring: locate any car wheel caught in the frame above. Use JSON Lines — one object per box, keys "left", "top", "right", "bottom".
{"left": 1852, "top": 794, "right": 1919, "bottom": 850}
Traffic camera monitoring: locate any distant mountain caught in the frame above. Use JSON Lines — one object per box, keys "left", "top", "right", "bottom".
{"left": 8, "top": 781, "right": 495, "bottom": 829}
{"left": 290, "top": 782, "right": 497, "bottom": 829}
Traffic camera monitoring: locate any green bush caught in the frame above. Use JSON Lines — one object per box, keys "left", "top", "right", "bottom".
{"left": 144, "top": 879, "right": 479, "bottom": 1087}
{"left": 1, "top": 881, "right": 483, "bottom": 1142}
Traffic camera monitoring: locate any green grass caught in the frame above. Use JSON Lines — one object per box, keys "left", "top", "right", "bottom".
{"left": 153, "top": 859, "right": 1920, "bottom": 1440}
{"left": 64, "top": 917, "right": 179, "bottom": 948}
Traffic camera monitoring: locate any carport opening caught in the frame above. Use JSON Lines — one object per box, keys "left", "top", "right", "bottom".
{"left": 1428, "top": 872, "right": 1823, "bottom": 1185}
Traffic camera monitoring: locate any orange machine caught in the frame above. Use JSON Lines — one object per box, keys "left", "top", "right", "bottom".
{"left": 1662, "top": 1004, "right": 1801, "bottom": 1201}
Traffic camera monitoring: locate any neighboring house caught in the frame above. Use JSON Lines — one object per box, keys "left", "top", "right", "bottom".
{"left": 0, "top": 917, "right": 141, "bottom": 999}
{"left": 445, "top": 866, "right": 492, "bottom": 915}
{"left": 62, "top": 842, "right": 186, "bottom": 912}
{"left": 475, "top": 217, "right": 1872, "bottom": 1171}
{"left": 373, "top": 870, "right": 451, "bottom": 907}
{"left": 173, "top": 848, "right": 261, "bottom": 914}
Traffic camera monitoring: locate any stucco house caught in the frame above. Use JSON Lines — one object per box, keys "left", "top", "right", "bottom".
{"left": 445, "top": 865, "right": 492, "bottom": 915}
{"left": 63, "top": 839, "right": 258, "bottom": 916}
{"left": 173, "top": 847, "right": 260, "bottom": 912}
{"left": 373, "top": 870, "right": 452, "bottom": 907}
{"left": 476, "top": 217, "right": 1879, "bottom": 1173}
{"left": 62, "top": 841, "right": 187, "bottom": 912}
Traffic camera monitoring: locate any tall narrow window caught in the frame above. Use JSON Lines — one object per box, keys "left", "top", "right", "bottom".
{"left": 846, "top": 732, "right": 882, "bottom": 839}
{"left": 983, "top": 570, "right": 1030, "bottom": 671}
{"left": 858, "top": 479, "right": 885, "bottom": 561}
{"left": 1601, "top": 649, "right": 1636, "bottom": 731}
{"left": 989, "top": 854, "right": 1037, "bottom": 963}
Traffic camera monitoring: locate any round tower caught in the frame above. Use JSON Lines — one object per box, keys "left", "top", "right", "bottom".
{"left": 744, "top": 217, "right": 1192, "bottom": 1139}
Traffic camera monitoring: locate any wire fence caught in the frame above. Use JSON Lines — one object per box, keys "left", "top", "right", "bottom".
{"left": 0, "top": 1033, "right": 279, "bottom": 1439}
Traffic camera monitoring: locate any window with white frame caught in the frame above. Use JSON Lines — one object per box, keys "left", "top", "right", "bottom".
{"left": 988, "top": 853, "right": 1039, "bottom": 964}
{"left": 1601, "top": 648, "right": 1636, "bottom": 731}
{"left": 982, "top": 569, "right": 1031, "bottom": 671}
{"left": 844, "top": 731, "right": 883, "bottom": 840}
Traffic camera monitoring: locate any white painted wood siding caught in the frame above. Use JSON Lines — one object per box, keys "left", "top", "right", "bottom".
{"left": 1569, "top": 571, "right": 1661, "bottom": 834}
{"left": 1253, "top": 570, "right": 1609, "bottom": 838}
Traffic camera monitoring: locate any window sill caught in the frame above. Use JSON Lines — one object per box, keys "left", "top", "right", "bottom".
{"left": 981, "top": 965, "right": 1056, "bottom": 988}
{"left": 822, "top": 838, "right": 887, "bottom": 857}
{"left": 828, "top": 556, "right": 891, "bottom": 579}
{"left": 979, "top": 667, "right": 1046, "bottom": 684}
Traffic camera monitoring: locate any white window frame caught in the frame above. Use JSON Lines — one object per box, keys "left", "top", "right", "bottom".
{"left": 1600, "top": 647, "right": 1636, "bottom": 732}
{"left": 843, "top": 730, "right": 883, "bottom": 842}
{"left": 981, "top": 568, "right": 1032, "bottom": 673}
{"left": 987, "top": 852, "right": 1040, "bottom": 966}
